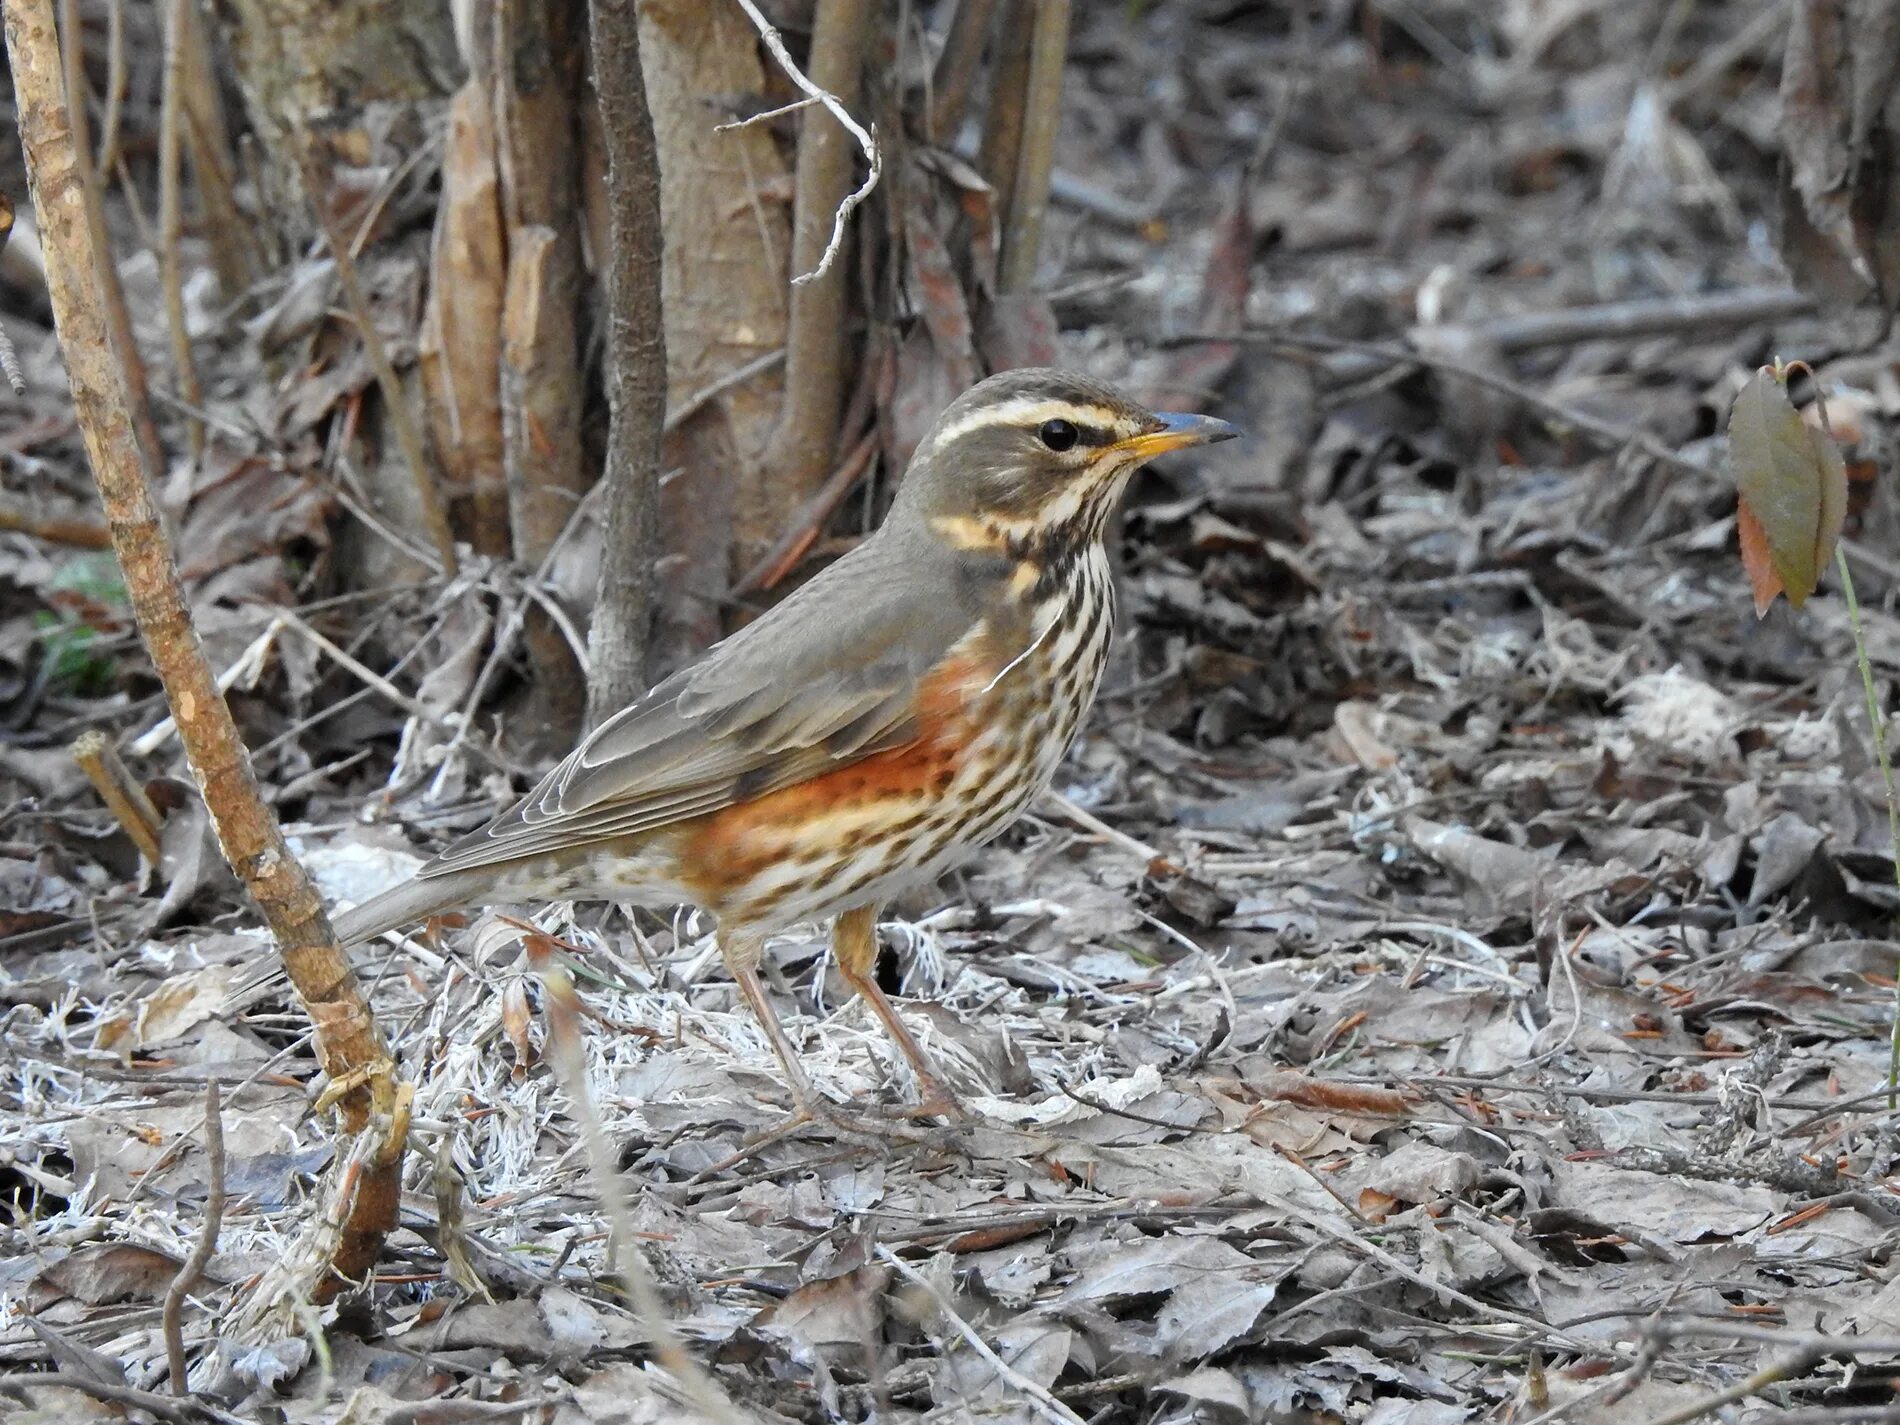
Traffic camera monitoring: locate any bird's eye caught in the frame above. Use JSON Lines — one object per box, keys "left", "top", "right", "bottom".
{"left": 1038, "top": 419, "right": 1079, "bottom": 452}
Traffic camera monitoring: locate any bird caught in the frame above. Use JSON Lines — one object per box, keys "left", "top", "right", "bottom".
{"left": 334, "top": 368, "right": 1237, "bottom": 1123}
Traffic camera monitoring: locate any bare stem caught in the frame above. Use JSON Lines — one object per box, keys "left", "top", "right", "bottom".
{"left": 6, "top": 0, "right": 406, "bottom": 1320}
{"left": 761, "top": 0, "right": 873, "bottom": 509}
{"left": 71, "top": 729, "right": 165, "bottom": 865}
{"left": 1834, "top": 544, "right": 1900, "bottom": 1105}
{"left": 159, "top": 0, "right": 204, "bottom": 460}
{"left": 532, "top": 943, "right": 743, "bottom": 1425}
{"left": 927, "top": 0, "right": 1001, "bottom": 144}
{"left": 163, "top": 1080, "right": 225, "bottom": 1394}
{"left": 56, "top": 0, "right": 164, "bottom": 478}
{"left": 998, "top": 0, "right": 1070, "bottom": 295}
{"left": 585, "top": 0, "right": 668, "bottom": 725}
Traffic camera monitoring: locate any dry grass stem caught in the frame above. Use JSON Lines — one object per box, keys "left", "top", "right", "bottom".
{"left": 158, "top": 0, "right": 204, "bottom": 460}
{"left": 875, "top": 1246, "right": 1089, "bottom": 1425}
{"left": 535, "top": 949, "right": 745, "bottom": 1425}
{"left": 162, "top": 1080, "right": 225, "bottom": 1394}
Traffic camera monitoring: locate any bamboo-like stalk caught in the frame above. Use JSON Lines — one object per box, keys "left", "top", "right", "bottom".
{"left": 4, "top": 0, "right": 407, "bottom": 1316}
{"left": 584, "top": 0, "right": 667, "bottom": 725}
{"left": 158, "top": 0, "right": 204, "bottom": 460}
{"left": 997, "top": 0, "right": 1069, "bottom": 295}
{"left": 421, "top": 72, "right": 509, "bottom": 556}
{"left": 95, "top": 0, "right": 124, "bottom": 173}
{"left": 500, "top": 224, "right": 588, "bottom": 733}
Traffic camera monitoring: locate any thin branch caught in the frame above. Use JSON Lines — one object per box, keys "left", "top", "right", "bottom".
{"left": 1831, "top": 544, "right": 1900, "bottom": 1104}
{"left": 95, "top": 0, "right": 125, "bottom": 173}
{"left": 0, "top": 487, "right": 108, "bottom": 544}
{"left": 5, "top": 0, "right": 407, "bottom": 1322}
{"left": 55, "top": 0, "right": 164, "bottom": 478}
{"left": 733, "top": 425, "right": 877, "bottom": 596}
{"left": 875, "top": 1246, "right": 1088, "bottom": 1425}
{"left": 715, "top": 93, "right": 820, "bottom": 132}
{"left": 159, "top": 0, "right": 204, "bottom": 460}
{"left": 729, "top": 0, "right": 880, "bottom": 286}
{"left": 927, "top": 0, "right": 1001, "bottom": 144}
{"left": 529, "top": 939, "right": 744, "bottom": 1425}
{"left": 0, "top": 1372, "right": 244, "bottom": 1425}
{"left": 586, "top": 0, "right": 668, "bottom": 725}
{"left": 163, "top": 1080, "right": 225, "bottom": 1394}
{"left": 998, "top": 0, "right": 1070, "bottom": 294}
{"left": 1637, "top": 1347, "right": 1821, "bottom": 1425}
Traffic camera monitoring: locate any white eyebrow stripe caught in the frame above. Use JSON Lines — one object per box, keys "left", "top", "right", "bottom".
{"left": 927, "top": 397, "right": 1130, "bottom": 449}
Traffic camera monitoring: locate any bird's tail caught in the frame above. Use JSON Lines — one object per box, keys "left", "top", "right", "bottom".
{"left": 330, "top": 870, "right": 485, "bottom": 947}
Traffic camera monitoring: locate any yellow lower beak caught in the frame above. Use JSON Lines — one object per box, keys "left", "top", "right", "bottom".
{"left": 1116, "top": 411, "right": 1240, "bottom": 459}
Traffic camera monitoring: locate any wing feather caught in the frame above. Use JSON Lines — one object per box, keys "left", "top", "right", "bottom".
{"left": 420, "top": 535, "right": 1003, "bottom": 879}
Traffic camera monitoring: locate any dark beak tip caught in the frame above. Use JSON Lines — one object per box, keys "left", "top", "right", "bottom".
{"left": 1157, "top": 411, "right": 1242, "bottom": 446}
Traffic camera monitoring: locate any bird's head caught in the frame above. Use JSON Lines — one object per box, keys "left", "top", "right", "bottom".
{"left": 892, "top": 368, "right": 1238, "bottom": 551}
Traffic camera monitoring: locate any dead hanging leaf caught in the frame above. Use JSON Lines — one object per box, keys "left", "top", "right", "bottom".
{"left": 1728, "top": 366, "right": 1847, "bottom": 615}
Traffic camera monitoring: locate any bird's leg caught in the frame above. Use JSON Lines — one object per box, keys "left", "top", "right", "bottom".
{"left": 714, "top": 937, "right": 935, "bottom": 1167}
{"left": 726, "top": 951, "right": 834, "bottom": 1126}
{"left": 834, "top": 904, "right": 969, "bottom": 1121}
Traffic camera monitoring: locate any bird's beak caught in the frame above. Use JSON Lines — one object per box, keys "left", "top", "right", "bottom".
{"left": 1116, "top": 411, "right": 1241, "bottom": 459}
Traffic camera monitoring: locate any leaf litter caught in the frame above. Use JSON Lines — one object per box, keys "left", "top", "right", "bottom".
{"left": 5, "top": 1, "right": 1900, "bottom": 1422}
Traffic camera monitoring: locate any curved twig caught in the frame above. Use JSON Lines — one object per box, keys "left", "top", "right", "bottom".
{"left": 729, "top": 0, "right": 880, "bottom": 286}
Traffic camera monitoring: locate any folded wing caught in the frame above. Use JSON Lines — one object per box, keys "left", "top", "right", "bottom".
{"left": 421, "top": 535, "right": 1002, "bottom": 878}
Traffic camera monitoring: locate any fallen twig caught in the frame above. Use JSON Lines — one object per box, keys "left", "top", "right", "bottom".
{"left": 1311, "top": 287, "right": 1816, "bottom": 383}
{"left": 1211, "top": 326, "right": 1714, "bottom": 478}
{"left": 0, "top": 1372, "right": 244, "bottom": 1425}
{"left": 0, "top": 487, "right": 108, "bottom": 544}
{"left": 733, "top": 426, "right": 878, "bottom": 596}
{"left": 875, "top": 1245, "right": 1089, "bottom": 1425}
{"left": 163, "top": 1080, "right": 225, "bottom": 1394}
{"left": 71, "top": 729, "right": 164, "bottom": 865}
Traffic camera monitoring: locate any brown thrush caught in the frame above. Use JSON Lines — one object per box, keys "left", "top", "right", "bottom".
{"left": 334, "top": 369, "right": 1237, "bottom": 1120}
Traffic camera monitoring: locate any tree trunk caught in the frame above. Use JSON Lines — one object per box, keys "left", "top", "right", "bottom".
{"left": 211, "top": 0, "right": 460, "bottom": 247}
{"left": 638, "top": 0, "right": 791, "bottom": 662}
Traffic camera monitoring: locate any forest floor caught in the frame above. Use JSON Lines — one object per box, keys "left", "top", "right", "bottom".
{"left": 5, "top": 3, "right": 1900, "bottom": 1423}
